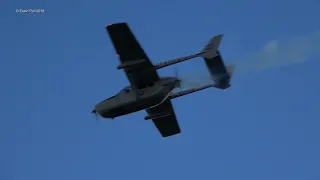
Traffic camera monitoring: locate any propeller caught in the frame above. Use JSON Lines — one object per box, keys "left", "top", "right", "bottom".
{"left": 174, "top": 67, "right": 179, "bottom": 78}
{"left": 91, "top": 109, "right": 99, "bottom": 120}
{"left": 174, "top": 67, "right": 183, "bottom": 89}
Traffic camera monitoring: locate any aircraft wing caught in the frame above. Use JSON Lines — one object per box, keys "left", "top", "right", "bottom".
{"left": 146, "top": 100, "right": 181, "bottom": 137}
{"left": 106, "top": 23, "right": 160, "bottom": 88}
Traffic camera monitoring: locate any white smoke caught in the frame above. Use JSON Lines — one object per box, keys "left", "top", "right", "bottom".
{"left": 180, "top": 31, "right": 320, "bottom": 88}
{"left": 234, "top": 31, "right": 320, "bottom": 73}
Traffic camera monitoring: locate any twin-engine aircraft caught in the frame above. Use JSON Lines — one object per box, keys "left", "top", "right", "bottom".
{"left": 92, "top": 22, "right": 235, "bottom": 138}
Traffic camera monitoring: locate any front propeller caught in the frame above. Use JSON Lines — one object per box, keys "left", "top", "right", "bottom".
{"left": 91, "top": 109, "right": 99, "bottom": 120}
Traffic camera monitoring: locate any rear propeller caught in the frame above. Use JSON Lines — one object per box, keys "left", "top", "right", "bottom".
{"left": 174, "top": 68, "right": 206, "bottom": 89}
{"left": 174, "top": 67, "right": 183, "bottom": 89}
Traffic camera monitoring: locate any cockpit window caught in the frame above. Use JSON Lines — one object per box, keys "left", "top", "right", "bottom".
{"left": 120, "top": 86, "right": 132, "bottom": 93}
{"left": 124, "top": 87, "right": 132, "bottom": 92}
{"left": 106, "top": 95, "right": 116, "bottom": 100}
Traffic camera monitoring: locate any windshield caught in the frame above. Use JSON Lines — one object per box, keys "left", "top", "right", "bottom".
{"left": 106, "top": 95, "right": 116, "bottom": 100}
{"left": 120, "top": 86, "right": 132, "bottom": 93}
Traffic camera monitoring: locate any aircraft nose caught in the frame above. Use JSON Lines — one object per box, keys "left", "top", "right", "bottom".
{"left": 92, "top": 103, "right": 114, "bottom": 119}
{"left": 92, "top": 108, "right": 110, "bottom": 119}
{"left": 91, "top": 109, "right": 99, "bottom": 119}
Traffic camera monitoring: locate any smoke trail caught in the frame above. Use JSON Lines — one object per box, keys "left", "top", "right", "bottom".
{"left": 180, "top": 31, "right": 320, "bottom": 88}
{"left": 233, "top": 31, "right": 320, "bottom": 74}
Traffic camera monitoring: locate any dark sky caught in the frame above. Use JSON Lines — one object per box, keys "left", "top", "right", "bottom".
{"left": 1, "top": 0, "right": 320, "bottom": 179}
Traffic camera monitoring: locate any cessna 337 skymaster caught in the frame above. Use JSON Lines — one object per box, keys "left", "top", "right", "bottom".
{"left": 92, "top": 22, "right": 235, "bottom": 137}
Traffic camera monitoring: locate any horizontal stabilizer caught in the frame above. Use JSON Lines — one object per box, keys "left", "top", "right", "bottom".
{"left": 201, "top": 34, "right": 223, "bottom": 59}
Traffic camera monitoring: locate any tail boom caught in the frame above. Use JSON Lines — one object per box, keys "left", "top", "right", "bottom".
{"left": 153, "top": 34, "right": 224, "bottom": 70}
{"left": 169, "top": 84, "right": 214, "bottom": 100}
{"left": 153, "top": 53, "right": 202, "bottom": 70}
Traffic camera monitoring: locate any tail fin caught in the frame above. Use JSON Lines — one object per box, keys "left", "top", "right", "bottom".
{"left": 226, "top": 65, "right": 236, "bottom": 78}
{"left": 203, "top": 52, "right": 233, "bottom": 89}
{"left": 200, "top": 34, "right": 223, "bottom": 59}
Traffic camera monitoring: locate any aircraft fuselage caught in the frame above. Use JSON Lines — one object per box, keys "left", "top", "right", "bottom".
{"left": 94, "top": 77, "right": 180, "bottom": 119}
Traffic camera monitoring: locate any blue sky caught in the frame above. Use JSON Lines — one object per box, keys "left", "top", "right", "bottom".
{"left": 1, "top": 0, "right": 320, "bottom": 179}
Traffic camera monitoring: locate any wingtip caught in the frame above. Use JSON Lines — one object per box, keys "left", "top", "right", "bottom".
{"left": 106, "top": 22, "right": 127, "bottom": 27}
